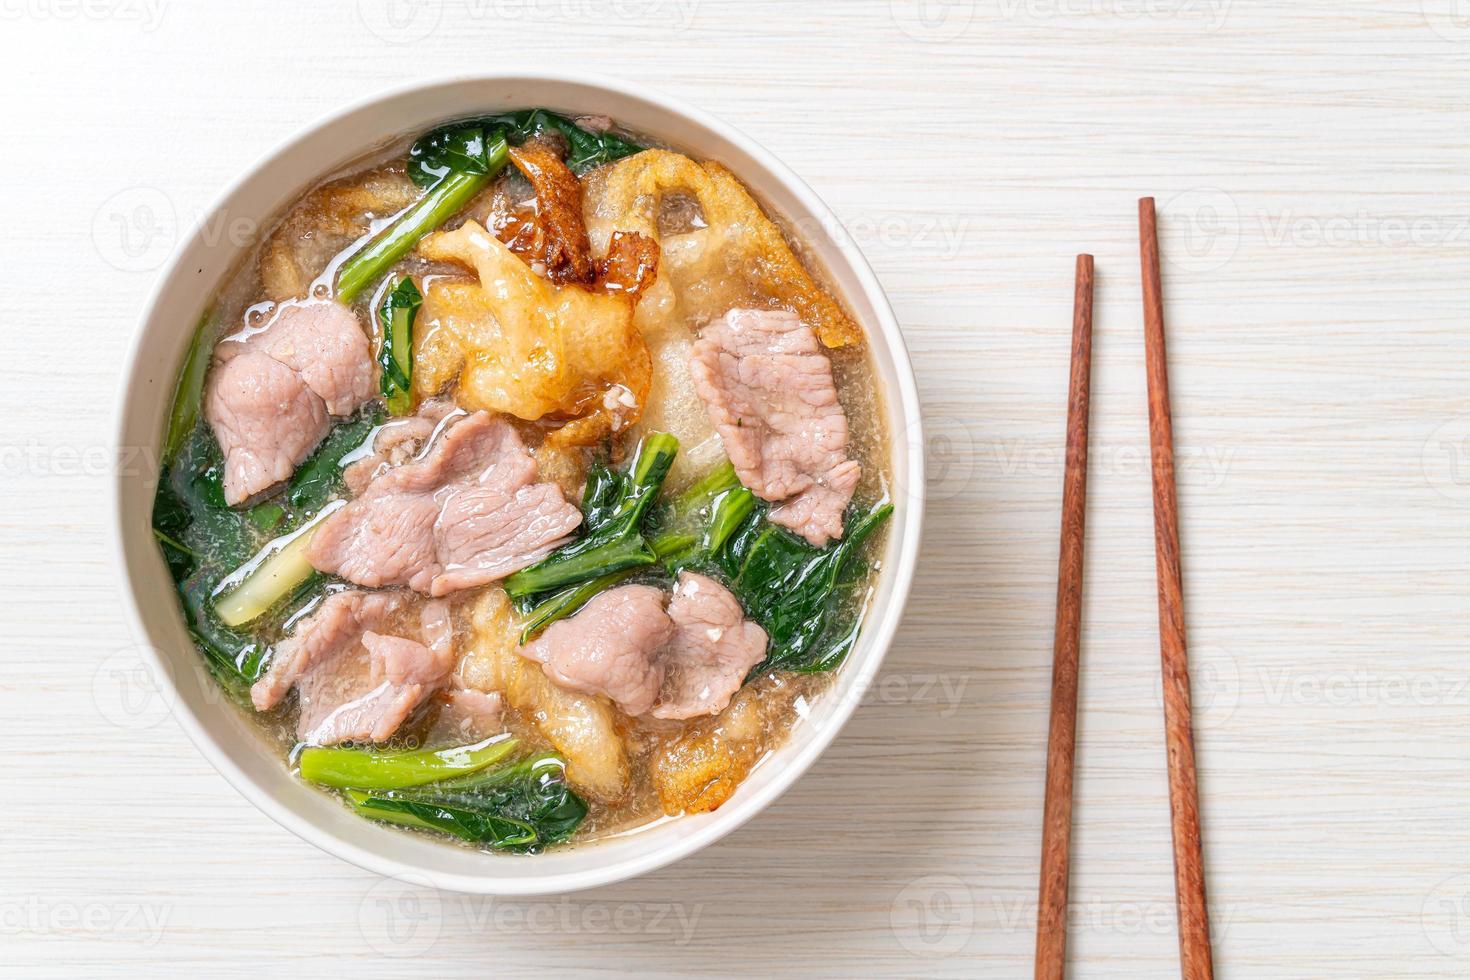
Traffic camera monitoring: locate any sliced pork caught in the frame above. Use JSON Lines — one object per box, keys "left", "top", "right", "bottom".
{"left": 250, "top": 590, "right": 453, "bottom": 745}
{"left": 205, "top": 301, "right": 375, "bottom": 504}
{"left": 223, "top": 301, "right": 377, "bottom": 415}
{"left": 518, "top": 585, "right": 674, "bottom": 717}
{"left": 306, "top": 411, "right": 583, "bottom": 597}
{"left": 519, "top": 573, "right": 766, "bottom": 720}
{"left": 205, "top": 352, "right": 328, "bottom": 505}
{"left": 298, "top": 633, "right": 452, "bottom": 746}
{"left": 689, "top": 308, "right": 860, "bottom": 547}
{"left": 251, "top": 590, "right": 404, "bottom": 712}
{"left": 652, "top": 572, "right": 769, "bottom": 720}
{"left": 342, "top": 399, "right": 459, "bottom": 495}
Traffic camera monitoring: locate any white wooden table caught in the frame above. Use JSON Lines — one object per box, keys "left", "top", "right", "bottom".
{"left": 5, "top": 2, "right": 1470, "bottom": 976}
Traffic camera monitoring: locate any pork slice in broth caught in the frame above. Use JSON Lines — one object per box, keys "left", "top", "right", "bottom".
{"left": 307, "top": 411, "right": 583, "bottom": 596}
{"left": 251, "top": 590, "right": 454, "bottom": 745}
{"left": 689, "top": 308, "right": 860, "bottom": 546}
{"left": 217, "top": 301, "right": 376, "bottom": 415}
{"left": 205, "top": 351, "right": 329, "bottom": 506}
{"left": 518, "top": 585, "right": 674, "bottom": 717}
{"left": 652, "top": 572, "right": 769, "bottom": 721}
{"left": 342, "top": 400, "right": 458, "bottom": 495}
{"left": 205, "top": 301, "right": 375, "bottom": 504}
{"left": 301, "top": 624, "right": 454, "bottom": 745}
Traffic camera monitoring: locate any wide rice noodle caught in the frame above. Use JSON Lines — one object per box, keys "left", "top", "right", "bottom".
{"left": 582, "top": 149, "right": 860, "bottom": 348}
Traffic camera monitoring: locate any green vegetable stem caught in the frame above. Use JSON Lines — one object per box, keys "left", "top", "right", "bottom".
{"left": 376, "top": 277, "right": 422, "bottom": 416}
{"left": 202, "top": 414, "right": 378, "bottom": 629}
{"left": 503, "top": 432, "right": 679, "bottom": 600}
{"left": 162, "top": 308, "right": 216, "bottom": 466}
{"left": 340, "top": 109, "right": 643, "bottom": 324}
{"left": 211, "top": 505, "right": 337, "bottom": 629}
{"left": 517, "top": 567, "right": 640, "bottom": 644}
{"left": 336, "top": 128, "right": 509, "bottom": 304}
{"left": 650, "top": 460, "right": 757, "bottom": 569}
{"left": 299, "top": 736, "right": 519, "bottom": 790}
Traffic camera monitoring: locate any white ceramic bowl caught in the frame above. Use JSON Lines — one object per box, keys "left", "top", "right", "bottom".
{"left": 112, "top": 73, "right": 924, "bottom": 895}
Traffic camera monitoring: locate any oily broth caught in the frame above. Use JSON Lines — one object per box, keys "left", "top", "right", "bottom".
{"left": 175, "top": 115, "right": 892, "bottom": 850}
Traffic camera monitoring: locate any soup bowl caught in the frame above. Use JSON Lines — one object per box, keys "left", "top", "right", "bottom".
{"left": 112, "top": 72, "right": 924, "bottom": 895}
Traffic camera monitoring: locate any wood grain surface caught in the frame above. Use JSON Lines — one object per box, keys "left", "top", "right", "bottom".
{"left": 5, "top": 2, "right": 1470, "bottom": 977}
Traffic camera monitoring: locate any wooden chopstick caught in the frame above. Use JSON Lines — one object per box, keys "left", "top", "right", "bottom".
{"left": 1034, "top": 254, "right": 1094, "bottom": 980}
{"left": 1138, "top": 197, "right": 1215, "bottom": 980}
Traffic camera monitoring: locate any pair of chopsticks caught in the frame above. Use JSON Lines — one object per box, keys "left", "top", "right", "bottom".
{"left": 1033, "top": 199, "right": 1213, "bottom": 979}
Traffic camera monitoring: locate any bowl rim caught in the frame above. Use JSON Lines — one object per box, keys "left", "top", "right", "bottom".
{"left": 111, "top": 70, "right": 925, "bottom": 895}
